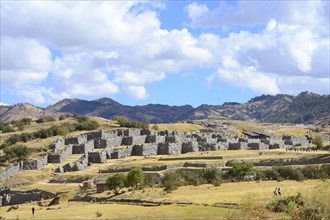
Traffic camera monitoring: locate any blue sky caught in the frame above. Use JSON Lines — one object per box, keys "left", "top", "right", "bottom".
{"left": 1, "top": 1, "right": 329, "bottom": 107}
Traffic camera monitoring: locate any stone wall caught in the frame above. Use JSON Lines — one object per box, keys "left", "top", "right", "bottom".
{"left": 48, "top": 145, "right": 73, "bottom": 163}
{"left": 65, "top": 135, "right": 87, "bottom": 145}
{"left": 181, "top": 141, "right": 199, "bottom": 154}
{"left": 252, "top": 154, "right": 330, "bottom": 166}
{"left": 157, "top": 142, "right": 181, "bottom": 155}
{"left": 20, "top": 155, "right": 48, "bottom": 170}
{"left": 0, "top": 189, "right": 55, "bottom": 206}
{"left": 228, "top": 142, "right": 241, "bottom": 150}
{"left": 0, "top": 163, "right": 20, "bottom": 181}
{"left": 121, "top": 136, "right": 133, "bottom": 146}
{"left": 50, "top": 138, "right": 65, "bottom": 152}
{"left": 131, "top": 144, "right": 158, "bottom": 156}
{"left": 89, "top": 150, "right": 107, "bottom": 163}
{"left": 72, "top": 141, "right": 94, "bottom": 154}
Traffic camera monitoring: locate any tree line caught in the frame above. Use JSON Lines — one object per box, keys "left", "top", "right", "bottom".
{"left": 106, "top": 162, "right": 330, "bottom": 195}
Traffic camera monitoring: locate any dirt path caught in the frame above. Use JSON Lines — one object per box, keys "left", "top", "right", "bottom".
{"left": 36, "top": 179, "right": 80, "bottom": 186}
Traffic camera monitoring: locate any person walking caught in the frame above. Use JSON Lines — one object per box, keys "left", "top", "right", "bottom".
{"left": 273, "top": 188, "right": 278, "bottom": 197}
{"left": 31, "top": 207, "right": 35, "bottom": 215}
{"left": 277, "top": 188, "right": 281, "bottom": 196}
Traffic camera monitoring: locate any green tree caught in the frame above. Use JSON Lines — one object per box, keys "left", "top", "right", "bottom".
{"left": 152, "top": 124, "right": 159, "bottom": 131}
{"left": 227, "top": 162, "right": 255, "bottom": 181}
{"left": 106, "top": 174, "right": 127, "bottom": 195}
{"left": 35, "top": 116, "right": 56, "bottom": 123}
{"left": 0, "top": 123, "right": 15, "bottom": 133}
{"left": 113, "top": 116, "right": 130, "bottom": 127}
{"left": 201, "top": 167, "right": 222, "bottom": 186}
{"left": 127, "top": 167, "right": 145, "bottom": 189}
{"left": 313, "top": 136, "right": 324, "bottom": 149}
{"left": 161, "top": 172, "right": 181, "bottom": 192}
{"left": 2, "top": 145, "right": 31, "bottom": 161}
{"left": 21, "top": 118, "right": 32, "bottom": 125}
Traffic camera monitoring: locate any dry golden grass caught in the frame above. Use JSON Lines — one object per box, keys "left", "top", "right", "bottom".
{"left": 132, "top": 179, "right": 326, "bottom": 205}
{"left": 229, "top": 120, "right": 270, "bottom": 136}
{"left": 1, "top": 203, "right": 233, "bottom": 220}
{"left": 2, "top": 180, "right": 324, "bottom": 220}
{"left": 269, "top": 127, "right": 312, "bottom": 136}
{"left": 151, "top": 122, "right": 204, "bottom": 132}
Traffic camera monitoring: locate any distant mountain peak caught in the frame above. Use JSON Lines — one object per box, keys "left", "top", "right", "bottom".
{"left": 223, "top": 102, "right": 240, "bottom": 106}
{"left": 94, "top": 97, "right": 120, "bottom": 105}
{"left": 248, "top": 94, "right": 274, "bottom": 103}
{"left": 1, "top": 92, "right": 329, "bottom": 125}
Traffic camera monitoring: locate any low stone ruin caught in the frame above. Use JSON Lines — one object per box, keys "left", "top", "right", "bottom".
{"left": 0, "top": 188, "right": 55, "bottom": 206}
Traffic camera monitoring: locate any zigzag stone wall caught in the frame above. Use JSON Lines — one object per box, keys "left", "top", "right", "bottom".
{"left": 51, "top": 128, "right": 319, "bottom": 173}
{"left": 1, "top": 128, "right": 324, "bottom": 176}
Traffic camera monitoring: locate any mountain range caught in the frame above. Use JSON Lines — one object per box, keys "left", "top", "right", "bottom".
{"left": 1, "top": 92, "right": 329, "bottom": 125}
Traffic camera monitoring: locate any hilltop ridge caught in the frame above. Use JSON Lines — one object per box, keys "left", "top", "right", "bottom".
{"left": 1, "top": 92, "right": 329, "bottom": 124}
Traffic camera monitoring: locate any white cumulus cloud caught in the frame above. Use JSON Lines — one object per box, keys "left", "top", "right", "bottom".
{"left": 185, "top": 2, "right": 209, "bottom": 20}
{"left": 0, "top": 1, "right": 329, "bottom": 105}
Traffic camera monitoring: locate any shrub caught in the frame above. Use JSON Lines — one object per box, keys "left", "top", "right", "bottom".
{"left": 161, "top": 171, "right": 182, "bottom": 193}
{"left": 59, "top": 114, "right": 71, "bottom": 120}
{"left": 113, "top": 116, "right": 149, "bottom": 129}
{"left": 95, "top": 211, "right": 102, "bottom": 217}
{"left": 106, "top": 174, "right": 127, "bottom": 195}
{"left": 35, "top": 116, "right": 56, "bottom": 123}
{"left": 267, "top": 193, "right": 304, "bottom": 213}
{"left": 240, "top": 193, "right": 272, "bottom": 219}
{"left": 75, "top": 120, "right": 99, "bottom": 131}
{"left": 313, "top": 136, "right": 324, "bottom": 149}
{"left": 227, "top": 162, "right": 255, "bottom": 181}
{"left": 290, "top": 183, "right": 330, "bottom": 220}
{"left": 152, "top": 124, "right": 159, "bottom": 130}
{"left": 20, "top": 118, "right": 32, "bottom": 125}
{"left": 0, "top": 123, "right": 15, "bottom": 133}
{"left": 176, "top": 169, "right": 205, "bottom": 186}
{"left": 144, "top": 173, "right": 159, "bottom": 187}
{"left": 274, "top": 167, "right": 304, "bottom": 181}
{"left": 3, "top": 145, "right": 32, "bottom": 161}
{"left": 201, "top": 167, "right": 222, "bottom": 186}
{"left": 127, "top": 167, "right": 145, "bottom": 189}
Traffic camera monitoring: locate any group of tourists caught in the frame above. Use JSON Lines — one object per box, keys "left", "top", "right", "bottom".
{"left": 287, "top": 147, "right": 317, "bottom": 152}
{"left": 273, "top": 187, "right": 281, "bottom": 196}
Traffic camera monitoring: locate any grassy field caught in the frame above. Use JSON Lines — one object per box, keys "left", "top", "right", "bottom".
{"left": 1, "top": 203, "right": 235, "bottom": 220}
{"left": 2, "top": 149, "right": 327, "bottom": 189}
{"left": 151, "top": 122, "right": 204, "bottom": 132}
{"left": 1, "top": 118, "right": 329, "bottom": 219}
{"left": 1, "top": 179, "right": 326, "bottom": 220}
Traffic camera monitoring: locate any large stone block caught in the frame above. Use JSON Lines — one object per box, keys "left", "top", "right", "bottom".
{"left": 121, "top": 136, "right": 133, "bottom": 145}
{"left": 65, "top": 135, "right": 87, "bottom": 145}
{"left": 145, "top": 135, "right": 156, "bottom": 143}
{"left": 248, "top": 143, "right": 260, "bottom": 150}
{"left": 132, "top": 145, "right": 143, "bottom": 156}
{"left": 0, "top": 163, "right": 20, "bottom": 181}
{"left": 157, "top": 143, "right": 181, "bottom": 155}
{"left": 71, "top": 162, "right": 85, "bottom": 171}
{"left": 88, "top": 150, "right": 107, "bottom": 163}
{"left": 124, "top": 128, "right": 141, "bottom": 137}
{"left": 140, "top": 129, "right": 152, "bottom": 136}
{"left": 284, "top": 140, "right": 293, "bottom": 145}
{"left": 132, "top": 136, "right": 146, "bottom": 145}
{"left": 181, "top": 141, "right": 199, "bottom": 154}
{"left": 71, "top": 140, "right": 95, "bottom": 154}
{"left": 132, "top": 144, "right": 157, "bottom": 156}
{"left": 21, "top": 155, "right": 48, "bottom": 170}
{"left": 165, "top": 136, "right": 177, "bottom": 143}
{"left": 48, "top": 145, "right": 72, "bottom": 163}
{"left": 228, "top": 142, "right": 241, "bottom": 150}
